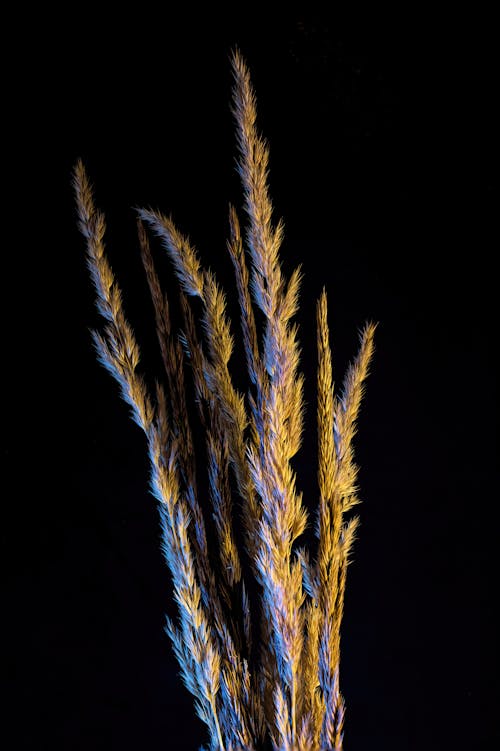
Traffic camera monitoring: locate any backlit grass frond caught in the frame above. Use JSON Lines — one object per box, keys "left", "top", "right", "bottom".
{"left": 75, "top": 50, "right": 375, "bottom": 751}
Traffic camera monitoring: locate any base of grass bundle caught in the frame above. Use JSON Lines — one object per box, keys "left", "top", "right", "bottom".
{"left": 75, "top": 50, "right": 375, "bottom": 751}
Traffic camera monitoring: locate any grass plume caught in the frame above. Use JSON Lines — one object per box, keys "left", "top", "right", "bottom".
{"left": 74, "top": 50, "right": 375, "bottom": 751}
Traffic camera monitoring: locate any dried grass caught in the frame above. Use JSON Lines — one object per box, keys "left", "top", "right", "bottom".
{"left": 74, "top": 50, "right": 375, "bottom": 751}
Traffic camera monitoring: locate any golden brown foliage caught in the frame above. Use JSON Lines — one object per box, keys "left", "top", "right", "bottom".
{"left": 75, "top": 51, "right": 375, "bottom": 751}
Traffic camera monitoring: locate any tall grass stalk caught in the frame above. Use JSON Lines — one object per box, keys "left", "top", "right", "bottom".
{"left": 74, "top": 50, "right": 375, "bottom": 751}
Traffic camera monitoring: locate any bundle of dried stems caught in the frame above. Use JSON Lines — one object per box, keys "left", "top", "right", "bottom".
{"left": 74, "top": 51, "right": 375, "bottom": 751}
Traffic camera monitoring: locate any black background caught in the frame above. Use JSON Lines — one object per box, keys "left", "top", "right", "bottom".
{"left": 6, "top": 9, "right": 497, "bottom": 751}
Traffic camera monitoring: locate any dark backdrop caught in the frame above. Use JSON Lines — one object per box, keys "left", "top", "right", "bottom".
{"left": 6, "top": 10, "right": 497, "bottom": 751}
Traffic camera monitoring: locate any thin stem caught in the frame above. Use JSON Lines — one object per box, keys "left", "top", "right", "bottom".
{"left": 211, "top": 697, "right": 226, "bottom": 751}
